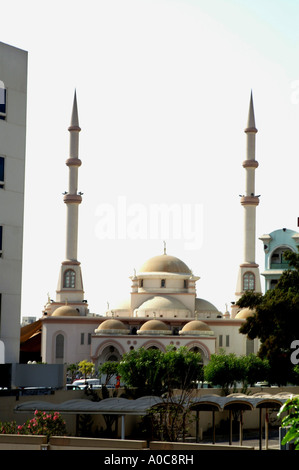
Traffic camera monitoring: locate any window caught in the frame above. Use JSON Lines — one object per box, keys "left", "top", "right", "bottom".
{"left": 219, "top": 335, "right": 230, "bottom": 348}
{"left": 55, "top": 334, "right": 64, "bottom": 360}
{"left": 80, "top": 333, "right": 84, "bottom": 345}
{"left": 63, "top": 269, "right": 76, "bottom": 288}
{"left": 161, "top": 279, "right": 166, "bottom": 288}
{"left": 0, "top": 226, "right": 2, "bottom": 257}
{"left": 243, "top": 272, "right": 255, "bottom": 291}
{"left": 0, "top": 87, "right": 6, "bottom": 120}
{"left": 184, "top": 280, "right": 187, "bottom": 289}
{"left": 246, "top": 338, "right": 254, "bottom": 355}
{"left": 0, "top": 157, "right": 4, "bottom": 188}
{"left": 88, "top": 333, "right": 91, "bottom": 345}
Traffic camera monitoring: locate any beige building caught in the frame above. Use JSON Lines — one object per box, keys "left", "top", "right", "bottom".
{"left": 41, "top": 249, "right": 254, "bottom": 367}
{"left": 0, "top": 42, "right": 28, "bottom": 363}
{"left": 37, "top": 92, "right": 259, "bottom": 369}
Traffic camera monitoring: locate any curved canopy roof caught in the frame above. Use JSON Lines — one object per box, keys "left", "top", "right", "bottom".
{"left": 15, "top": 396, "right": 164, "bottom": 415}
{"left": 189, "top": 392, "right": 294, "bottom": 411}
{"left": 15, "top": 392, "right": 295, "bottom": 415}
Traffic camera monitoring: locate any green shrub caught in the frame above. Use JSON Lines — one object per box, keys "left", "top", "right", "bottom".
{"left": 0, "top": 410, "right": 67, "bottom": 441}
{"left": 278, "top": 397, "right": 299, "bottom": 450}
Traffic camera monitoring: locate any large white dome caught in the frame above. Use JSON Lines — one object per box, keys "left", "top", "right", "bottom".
{"left": 139, "top": 254, "right": 192, "bottom": 274}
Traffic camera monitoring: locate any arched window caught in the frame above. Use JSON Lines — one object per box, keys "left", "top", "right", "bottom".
{"left": 55, "top": 334, "right": 64, "bottom": 362}
{"left": 270, "top": 247, "right": 292, "bottom": 269}
{"left": 243, "top": 272, "right": 255, "bottom": 291}
{"left": 63, "top": 269, "right": 76, "bottom": 288}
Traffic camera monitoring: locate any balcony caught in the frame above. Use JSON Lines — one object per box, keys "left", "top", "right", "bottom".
{"left": 270, "top": 262, "right": 290, "bottom": 270}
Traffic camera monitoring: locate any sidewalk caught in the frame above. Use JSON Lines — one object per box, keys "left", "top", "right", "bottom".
{"left": 200, "top": 430, "right": 280, "bottom": 450}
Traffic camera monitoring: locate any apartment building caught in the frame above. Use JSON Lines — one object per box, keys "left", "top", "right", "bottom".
{"left": 0, "top": 42, "right": 28, "bottom": 363}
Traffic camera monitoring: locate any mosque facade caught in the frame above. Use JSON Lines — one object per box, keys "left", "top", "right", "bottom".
{"left": 38, "top": 92, "right": 262, "bottom": 369}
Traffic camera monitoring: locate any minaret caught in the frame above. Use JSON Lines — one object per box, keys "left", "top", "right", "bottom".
{"left": 50, "top": 91, "right": 88, "bottom": 316}
{"left": 64, "top": 90, "right": 82, "bottom": 263}
{"left": 231, "top": 92, "right": 261, "bottom": 317}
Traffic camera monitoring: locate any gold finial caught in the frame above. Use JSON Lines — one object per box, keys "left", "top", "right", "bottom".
{"left": 163, "top": 240, "right": 167, "bottom": 255}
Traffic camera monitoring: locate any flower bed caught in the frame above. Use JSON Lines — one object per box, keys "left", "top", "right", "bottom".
{"left": 0, "top": 410, "right": 67, "bottom": 442}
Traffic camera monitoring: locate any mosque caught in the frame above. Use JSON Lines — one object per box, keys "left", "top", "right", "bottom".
{"left": 20, "top": 92, "right": 299, "bottom": 369}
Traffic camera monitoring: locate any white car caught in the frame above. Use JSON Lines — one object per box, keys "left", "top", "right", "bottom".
{"left": 72, "top": 378, "right": 102, "bottom": 389}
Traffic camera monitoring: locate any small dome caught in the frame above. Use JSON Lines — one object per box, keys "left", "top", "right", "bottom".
{"left": 139, "top": 254, "right": 192, "bottom": 274}
{"left": 134, "top": 295, "right": 191, "bottom": 318}
{"left": 137, "top": 295, "right": 189, "bottom": 311}
{"left": 107, "top": 298, "right": 131, "bottom": 316}
{"left": 137, "top": 319, "right": 171, "bottom": 335}
{"left": 195, "top": 298, "right": 219, "bottom": 314}
{"left": 95, "top": 318, "right": 130, "bottom": 334}
{"left": 235, "top": 308, "right": 255, "bottom": 319}
{"left": 179, "top": 320, "right": 214, "bottom": 336}
{"left": 115, "top": 298, "right": 131, "bottom": 310}
{"left": 52, "top": 305, "right": 80, "bottom": 317}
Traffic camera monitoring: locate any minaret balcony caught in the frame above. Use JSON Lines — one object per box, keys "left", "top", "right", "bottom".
{"left": 66, "top": 157, "right": 82, "bottom": 167}
{"left": 242, "top": 160, "right": 259, "bottom": 169}
{"left": 240, "top": 195, "right": 259, "bottom": 206}
{"left": 63, "top": 193, "right": 82, "bottom": 204}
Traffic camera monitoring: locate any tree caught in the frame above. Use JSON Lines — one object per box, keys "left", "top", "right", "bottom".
{"left": 78, "top": 360, "right": 95, "bottom": 383}
{"left": 239, "top": 354, "right": 270, "bottom": 389}
{"left": 118, "top": 346, "right": 203, "bottom": 441}
{"left": 237, "top": 250, "right": 299, "bottom": 385}
{"left": 118, "top": 347, "right": 165, "bottom": 396}
{"left": 67, "top": 363, "right": 78, "bottom": 382}
{"left": 155, "top": 346, "right": 204, "bottom": 441}
{"left": 204, "top": 352, "right": 243, "bottom": 395}
{"left": 118, "top": 346, "right": 203, "bottom": 396}
{"left": 98, "top": 362, "right": 119, "bottom": 386}
{"left": 203, "top": 352, "right": 270, "bottom": 394}
{"left": 161, "top": 346, "right": 204, "bottom": 394}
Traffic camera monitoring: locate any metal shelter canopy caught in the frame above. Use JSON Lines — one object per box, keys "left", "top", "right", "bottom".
{"left": 14, "top": 396, "right": 164, "bottom": 415}
{"left": 189, "top": 392, "right": 295, "bottom": 449}
{"left": 189, "top": 392, "right": 294, "bottom": 410}
{"left": 14, "top": 396, "right": 165, "bottom": 439}
{"left": 14, "top": 392, "right": 296, "bottom": 445}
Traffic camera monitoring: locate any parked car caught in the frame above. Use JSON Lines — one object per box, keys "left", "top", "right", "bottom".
{"left": 65, "top": 383, "right": 81, "bottom": 390}
{"left": 71, "top": 378, "right": 102, "bottom": 389}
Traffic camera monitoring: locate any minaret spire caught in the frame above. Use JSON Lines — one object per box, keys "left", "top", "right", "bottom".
{"left": 51, "top": 91, "right": 88, "bottom": 316}
{"left": 232, "top": 92, "right": 261, "bottom": 317}
{"left": 64, "top": 90, "right": 82, "bottom": 262}
{"left": 70, "top": 89, "right": 79, "bottom": 128}
{"left": 246, "top": 90, "right": 256, "bottom": 130}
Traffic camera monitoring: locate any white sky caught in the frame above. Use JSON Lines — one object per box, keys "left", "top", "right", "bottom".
{"left": 2, "top": 0, "right": 299, "bottom": 319}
